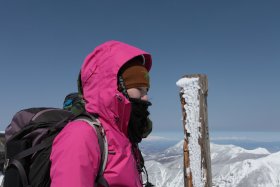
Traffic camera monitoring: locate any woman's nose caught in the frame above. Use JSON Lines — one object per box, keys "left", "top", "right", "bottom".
{"left": 141, "top": 95, "right": 149, "bottom": 101}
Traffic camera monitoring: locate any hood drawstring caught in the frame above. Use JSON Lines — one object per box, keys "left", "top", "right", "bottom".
{"left": 142, "top": 165, "right": 154, "bottom": 187}
{"left": 131, "top": 144, "right": 154, "bottom": 187}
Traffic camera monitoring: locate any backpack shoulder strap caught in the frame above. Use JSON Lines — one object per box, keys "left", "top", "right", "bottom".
{"left": 75, "top": 116, "right": 109, "bottom": 187}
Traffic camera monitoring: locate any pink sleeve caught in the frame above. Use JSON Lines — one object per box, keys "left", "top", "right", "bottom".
{"left": 50, "top": 121, "right": 101, "bottom": 187}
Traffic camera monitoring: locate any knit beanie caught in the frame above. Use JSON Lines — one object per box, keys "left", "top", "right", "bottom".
{"left": 120, "top": 56, "right": 150, "bottom": 89}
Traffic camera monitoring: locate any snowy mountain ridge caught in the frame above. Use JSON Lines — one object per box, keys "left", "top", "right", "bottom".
{"left": 143, "top": 140, "right": 280, "bottom": 187}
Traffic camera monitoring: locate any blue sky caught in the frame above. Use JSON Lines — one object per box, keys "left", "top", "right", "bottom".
{"left": 1, "top": 1, "right": 279, "bottom": 140}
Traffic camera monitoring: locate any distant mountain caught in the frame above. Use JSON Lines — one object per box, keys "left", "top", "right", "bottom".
{"left": 143, "top": 141, "right": 184, "bottom": 186}
{"left": 143, "top": 141, "right": 280, "bottom": 187}
{"left": 212, "top": 144, "right": 280, "bottom": 187}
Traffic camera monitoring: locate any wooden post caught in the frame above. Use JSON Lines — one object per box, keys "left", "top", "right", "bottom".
{"left": 176, "top": 74, "right": 212, "bottom": 187}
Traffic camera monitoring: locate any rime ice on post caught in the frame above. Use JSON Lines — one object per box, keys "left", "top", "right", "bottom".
{"left": 176, "top": 74, "right": 212, "bottom": 187}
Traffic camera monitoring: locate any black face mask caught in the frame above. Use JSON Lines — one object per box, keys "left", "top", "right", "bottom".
{"left": 127, "top": 98, "right": 152, "bottom": 144}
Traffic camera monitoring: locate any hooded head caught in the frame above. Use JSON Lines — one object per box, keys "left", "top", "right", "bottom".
{"left": 118, "top": 56, "right": 150, "bottom": 99}
{"left": 79, "top": 40, "right": 152, "bottom": 135}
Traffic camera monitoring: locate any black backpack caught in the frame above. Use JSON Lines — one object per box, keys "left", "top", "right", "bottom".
{"left": 3, "top": 107, "right": 108, "bottom": 187}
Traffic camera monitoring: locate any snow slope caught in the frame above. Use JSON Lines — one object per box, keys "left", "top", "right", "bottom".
{"left": 144, "top": 141, "right": 280, "bottom": 187}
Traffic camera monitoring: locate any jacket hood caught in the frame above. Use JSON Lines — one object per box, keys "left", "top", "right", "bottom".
{"left": 80, "top": 40, "right": 152, "bottom": 136}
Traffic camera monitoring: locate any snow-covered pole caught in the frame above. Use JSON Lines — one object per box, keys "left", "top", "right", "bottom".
{"left": 176, "top": 74, "right": 212, "bottom": 187}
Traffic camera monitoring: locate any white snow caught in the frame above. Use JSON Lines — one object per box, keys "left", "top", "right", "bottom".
{"left": 176, "top": 77, "right": 205, "bottom": 187}
{"left": 210, "top": 143, "right": 270, "bottom": 161}
{"left": 211, "top": 146, "right": 280, "bottom": 187}
{"left": 144, "top": 142, "right": 280, "bottom": 187}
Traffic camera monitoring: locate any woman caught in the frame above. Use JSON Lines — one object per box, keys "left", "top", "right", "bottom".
{"left": 50, "top": 40, "right": 153, "bottom": 187}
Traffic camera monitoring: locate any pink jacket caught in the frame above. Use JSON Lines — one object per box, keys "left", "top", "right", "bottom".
{"left": 50, "top": 41, "right": 152, "bottom": 187}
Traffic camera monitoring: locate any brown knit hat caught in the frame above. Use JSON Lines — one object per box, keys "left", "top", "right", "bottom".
{"left": 120, "top": 56, "right": 150, "bottom": 89}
